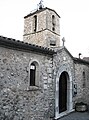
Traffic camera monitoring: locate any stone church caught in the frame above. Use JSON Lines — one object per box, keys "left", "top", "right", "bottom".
{"left": 0, "top": 4, "right": 89, "bottom": 120}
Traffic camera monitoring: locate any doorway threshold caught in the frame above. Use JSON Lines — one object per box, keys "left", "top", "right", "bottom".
{"left": 55, "top": 109, "right": 75, "bottom": 120}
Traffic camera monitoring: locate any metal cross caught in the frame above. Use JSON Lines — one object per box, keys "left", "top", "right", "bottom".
{"left": 62, "top": 37, "right": 65, "bottom": 46}
{"left": 39, "top": 0, "right": 43, "bottom": 9}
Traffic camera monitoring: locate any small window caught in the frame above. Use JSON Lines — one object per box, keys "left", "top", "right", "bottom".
{"left": 50, "top": 39, "right": 56, "bottom": 46}
{"left": 30, "top": 63, "right": 36, "bottom": 86}
{"left": 83, "top": 71, "right": 86, "bottom": 88}
{"left": 52, "top": 27, "right": 55, "bottom": 31}
{"left": 52, "top": 15, "right": 55, "bottom": 31}
{"left": 34, "top": 15, "right": 37, "bottom": 32}
{"left": 52, "top": 15, "right": 55, "bottom": 24}
{"left": 29, "top": 61, "right": 40, "bottom": 87}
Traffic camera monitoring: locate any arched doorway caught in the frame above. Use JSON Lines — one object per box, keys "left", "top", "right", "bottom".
{"left": 55, "top": 68, "right": 73, "bottom": 119}
{"left": 59, "top": 71, "right": 68, "bottom": 113}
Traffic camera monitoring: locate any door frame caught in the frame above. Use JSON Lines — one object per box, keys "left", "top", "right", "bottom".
{"left": 55, "top": 67, "right": 74, "bottom": 119}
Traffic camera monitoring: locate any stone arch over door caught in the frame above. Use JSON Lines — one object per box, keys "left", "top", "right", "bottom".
{"left": 55, "top": 66, "right": 73, "bottom": 119}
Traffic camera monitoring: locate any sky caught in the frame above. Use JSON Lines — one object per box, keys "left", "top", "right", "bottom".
{"left": 0, "top": 0, "right": 89, "bottom": 57}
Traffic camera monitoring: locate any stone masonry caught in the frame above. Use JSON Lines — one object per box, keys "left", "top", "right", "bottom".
{"left": 0, "top": 44, "right": 55, "bottom": 120}
{"left": 74, "top": 61, "right": 89, "bottom": 105}
{"left": 23, "top": 8, "right": 60, "bottom": 48}
{"left": 0, "top": 6, "right": 89, "bottom": 120}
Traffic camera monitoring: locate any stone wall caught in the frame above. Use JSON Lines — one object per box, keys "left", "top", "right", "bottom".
{"left": 23, "top": 30, "right": 60, "bottom": 48}
{"left": 83, "top": 65, "right": 89, "bottom": 104}
{"left": 74, "top": 63, "right": 89, "bottom": 105}
{"left": 24, "top": 10, "right": 47, "bottom": 35}
{"left": 0, "top": 46, "right": 54, "bottom": 120}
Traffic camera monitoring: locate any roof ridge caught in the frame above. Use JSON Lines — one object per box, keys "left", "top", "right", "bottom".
{"left": 24, "top": 7, "right": 60, "bottom": 18}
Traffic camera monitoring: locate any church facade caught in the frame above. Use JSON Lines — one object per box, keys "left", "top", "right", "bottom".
{"left": 0, "top": 7, "right": 89, "bottom": 120}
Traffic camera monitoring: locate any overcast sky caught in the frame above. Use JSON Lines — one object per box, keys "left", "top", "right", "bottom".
{"left": 0, "top": 0, "right": 89, "bottom": 57}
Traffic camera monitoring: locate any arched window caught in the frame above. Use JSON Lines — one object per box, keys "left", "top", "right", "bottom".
{"left": 30, "top": 63, "right": 36, "bottom": 86}
{"left": 29, "top": 61, "right": 39, "bottom": 87}
{"left": 33, "top": 15, "right": 37, "bottom": 32}
{"left": 52, "top": 15, "right": 55, "bottom": 31}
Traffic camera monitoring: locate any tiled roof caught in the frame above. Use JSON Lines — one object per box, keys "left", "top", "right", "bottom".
{"left": 73, "top": 57, "right": 89, "bottom": 65}
{"left": 0, "top": 36, "right": 56, "bottom": 55}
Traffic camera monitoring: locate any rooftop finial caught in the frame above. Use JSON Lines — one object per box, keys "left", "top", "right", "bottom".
{"left": 79, "top": 53, "right": 82, "bottom": 59}
{"left": 38, "top": 0, "right": 44, "bottom": 9}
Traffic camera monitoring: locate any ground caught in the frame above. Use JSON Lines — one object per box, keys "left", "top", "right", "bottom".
{"left": 59, "top": 112, "right": 89, "bottom": 120}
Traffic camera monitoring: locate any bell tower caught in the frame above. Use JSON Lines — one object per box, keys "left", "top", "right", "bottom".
{"left": 23, "top": 3, "right": 60, "bottom": 49}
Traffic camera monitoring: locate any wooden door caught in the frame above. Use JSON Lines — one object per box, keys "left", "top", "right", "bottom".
{"left": 59, "top": 72, "right": 67, "bottom": 113}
